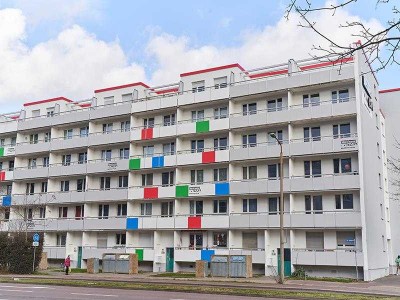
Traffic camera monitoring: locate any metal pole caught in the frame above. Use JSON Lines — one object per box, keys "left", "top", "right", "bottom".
{"left": 279, "top": 142, "right": 285, "bottom": 284}
{"left": 32, "top": 246, "right": 36, "bottom": 273}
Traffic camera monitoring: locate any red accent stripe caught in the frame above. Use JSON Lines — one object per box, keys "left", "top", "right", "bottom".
{"left": 78, "top": 103, "right": 91, "bottom": 108}
{"left": 144, "top": 187, "right": 158, "bottom": 199}
{"left": 94, "top": 82, "right": 150, "bottom": 93}
{"left": 141, "top": 128, "right": 153, "bottom": 140}
{"left": 180, "top": 63, "right": 245, "bottom": 77}
{"left": 0, "top": 172, "right": 5, "bottom": 181}
{"left": 249, "top": 69, "right": 288, "bottom": 79}
{"left": 202, "top": 151, "right": 216, "bottom": 164}
{"left": 188, "top": 216, "right": 202, "bottom": 229}
{"left": 155, "top": 88, "right": 179, "bottom": 94}
{"left": 23, "top": 97, "right": 73, "bottom": 107}
{"left": 379, "top": 88, "right": 400, "bottom": 94}
{"left": 10, "top": 115, "right": 19, "bottom": 120}
{"left": 300, "top": 57, "right": 354, "bottom": 71}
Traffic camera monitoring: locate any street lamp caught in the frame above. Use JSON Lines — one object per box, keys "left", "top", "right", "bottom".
{"left": 269, "top": 133, "right": 284, "bottom": 284}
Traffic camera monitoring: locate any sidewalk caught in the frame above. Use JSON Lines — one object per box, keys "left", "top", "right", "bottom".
{"left": 3, "top": 272, "right": 400, "bottom": 297}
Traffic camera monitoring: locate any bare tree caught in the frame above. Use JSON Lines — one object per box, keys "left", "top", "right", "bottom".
{"left": 285, "top": 0, "right": 400, "bottom": 72}
{"left": 388, "top": 139, "right": 400, "bottom": 200}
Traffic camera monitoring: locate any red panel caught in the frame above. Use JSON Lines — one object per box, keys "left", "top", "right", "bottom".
{"left": 249, "top": 69, "right": 288, "bottom": 79}
{"left": 24, "top": 97, "right": 73, "bottom": 107}
{"left": 144, "top": 187, "right": 158, "bottom": 199}
{"left": 202, "top": 151, "right": 215, "bottom": 164}
{"left": 0, "top": 172, "right": 5, "bottom": 181}
{"left": 188, "top": 216, "right": 202, "bottom": 229}
{"left": 141, "top": 128, "right": 153, "bottom": 140}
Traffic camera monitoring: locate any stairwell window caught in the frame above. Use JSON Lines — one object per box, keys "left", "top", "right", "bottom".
{"left": 192, "top": 80, "right": 205, "bottom": 93}
{"left": 303, "top": 93, "right": 320, "bottom": 107}
{"left": 335, "top": 194, "right": 354, "bottom": 210}
{"left": 243, "top": 199, "right": 257, "bottom": 213}
{"left": 243, "top": 166, "right": 257, "bottom": 180}
{"left": 332, "top": 89, "right": 349, "bottom": 103}
{"left": 214, "top": 76, "right": 227, "bottom": 89}
{"left": 242, "top": 134, "right": 257, "bottom": 148}
{"left": 305, "top": 195, "right": 323, "bottom": 214}
{"left": 243, "top": 103, "right": 257, "bottom": 116}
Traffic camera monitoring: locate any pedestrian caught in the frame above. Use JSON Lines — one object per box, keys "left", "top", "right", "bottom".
{"left": 396, "top": 255, "right": 400, "bottom": 275}
{"left": 64, "top": 255, "right": 71, "bottom": 275}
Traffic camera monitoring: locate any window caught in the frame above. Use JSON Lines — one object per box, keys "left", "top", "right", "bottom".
{"left": 333, "top": 123, "right": 350, "bottom": 138}
{"left": 305, "top": 195, "right": 323, "bottom": 214}
{"left": 102, "top": 123, "right": 113, "bottom": 134}
{"left": 163, "top": 114, "right": 176, "bottom": 126}
{"left": 143, "top": 145, "right": 154, "bottom": 157}
{"left": 61, "top": 180, "right": 70, "bottom": 192}
{"left": 8, "top": 160, "right": 14, "bottom": 171}
{"left": 191, "top": 170, "right": 204, "bottom": 184}
{"left": 268, "top": 164, "right": 281, "bottom": 179}
{"left": 27, "top": 208, "right": 33, "bottom": 220}
{"left": 189, "top": 200, "right": 203, "bottom": 216}
{"left": 41, "top": 182, "right": 48, "bottom": 193}
{"left": 243, "top": 199, "right": 257, "bottom": 213}
{"left": 161, "top": 201, "right": 174, "bottom": 217}
{"left": 214, "top": 137, "right": 228, "bottom": 150}
{"left": 43, "top": 157, "right": 49, "bottom": 167}
{"left": 56, "top": 234, "right": 67, "bottom": 246}
{"left": 119, "top": 148, "right": 129, "bottom": 159}
{"left": 118, "top": 175, "right": 128, "bottom": 188}
{"left": 39, "top": 207, "right": 46, "bottom": 219}
{"left": 75, "top": 205, "right": 84, "bottom": 219}
{"left": 192, "top": 80, "right": 205, "bottom": 93}
{"left": 101, "top": 149, "right": 112, "bottom": 161}
{"left": 122, "top": 93, "right": 133, "bottom": 101}
{"left": 77, "top": 178, "right": 86, "bottom": 192}
{"left": 243, "top": 232, "right": 258, "bottom": 249}
{"left": 242, "top": 134, "right": 257, "bottom": 148}
{"left": 98, "top": 204, "right": 109, "bottom": 219}
{"left": 32, "top": 109, "right": 40, "bottom": 118}
{"left": 62, "top": 154, "right": 71, "bottom": 166}
{"left": 267, "top": 98, "right": 283, "bottom": 112}
{"left": 140, "top": 203, "right": 152, "bottom": 216}
{"left": 306, "top": 232, "right": 324, "bottom": 250}
{"left": 332, "top": 89, "right": 349, "bottom": 103}
{"left": 78, "top": 152, "right": 87, "bottom": 164}
{"left": 268, "top": 197, "right": 279, "bottom": 215}
{"left": 379, "top": 173, "right": 382, "bottom": 188}
{"left": 335, "top": 194, "right": 354, "bottom": 210}
{"left": 6, "top": 185, "right": 12, "bottom": 195}
{"left": 163, "top": 142, "right": 175, "bottom": 156}
{"left": 116, "top": 233, "right": 126, "bottom": 246}
{"left": 304, "top": 160, "right": 322, "bottom": 177}
{"left": 213, "top": 232, "right": 228, "bottom": 247}
{"left": 333, "top": 158, "right": 352, "bottom": 174}
{"left": 162, "top": 171, "right": 174, "bottom": 186}
{"left": 337, "top": 231, "right": 356, "bottom": 247}
{"left": 303, "top": 126, "right": 321, "bottom": 142}
{"left": 80, "top": 126, "right": 89, "bottom": 137}
{"left": 64, "top": 129, "right": 73, "bottom": 140}
{"left": 58, "top": 207, "right": 68, "bottom": 218}
{"left": 28, "top": 158, "right": 37, "bottom": 169}
{"left": 104, "top": 96, "right": 114, "bottom": 106}
{"left": 97, "top": 233, "right": 108, "bottom": 248}
{"left": 100, "top": 177, "right": 111, "bottom": 190}
{"left": 29, "top": 134, "right": 39, "bottom": 144}
{"left": 141, "top": 173, "right": 153, "bottom": 186}
{"left": 191, "top": 139, "right": 204, "bottom": 153}
{"left": 214, "top": 76, "right": 227, "bottom": 89}
{"left": 268, "top": 130, "right": 283, "bottom": 144}
{"left": 0, "top": 139, "right": 4, "bottom": 147}
{"left": 26, "top": 183, "right": 35, "bottom": 195}
{"left": 143, "top": 118, "right": 155, "bottom": 129}
{"left": 214, "top": 107, "right": 228, "bottom": 119}
{"left": 120, "top": 121, "right": 130, "bottom": 132}
{"left": 303, "top": 93, "right": 320, "bottom": 107}
{"left": 213, "top": 168, "right": 228, "bottom": 182}
{"left": 191, "top": 110, "right": 204, "bottom": 122}
{"left": 44, "top": 132, "right": 51, "bottom": 142}
{"left": 4, "top": 208, "right": 9, "bottom": 221}
{"left": 243, "top": 103, "right": 257, "bottom": 115}
{"left": 117, "top": 204, "right": 127, "bottom": 216}
{"left": 189, "top": 233, "right": 203, "bottom": 249}
{"left": 213, "top": 200, "right": 227, "bottom": 214}
{"left": 243, "top": 166, "right": 257, "bottom": 180}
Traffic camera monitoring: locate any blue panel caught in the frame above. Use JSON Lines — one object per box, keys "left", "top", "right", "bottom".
{"left": 151, "top": 156, "right": 164, "bottom": 168}
{"left": 201, "top": 250, "right": 215, "bottom": 262}
{"left": 215, "top": 182, "right": 230, "bottom": 195}
{"left": 2, "top": 195, "right": 11, "bottom": 207}
{"left": 126, "top": 218, "right": 138, "bottom": 230}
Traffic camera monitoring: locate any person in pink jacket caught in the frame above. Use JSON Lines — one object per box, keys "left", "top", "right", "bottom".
{"left": 64, "top": 255, "right": 71, "bottom": 275}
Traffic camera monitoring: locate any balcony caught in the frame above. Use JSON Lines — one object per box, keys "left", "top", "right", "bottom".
{"left": 129, "top": 154, "right": 177, "bottom": 170}
{"left": 177, "top": 149, "right": 229, "bottom": 166}
{"left": 292, "top": 248, "right": 363, "bottom": 267}
{"left": 130, "top": 124, "right": 177, "bottom": 141}
{"left": 0, "top": 120, "right": 18, "bottom": 134}
{"left": 88, "top": 130, "right": 130, "bottom": 146}
{"left": 129, "top": 185, "right": 175, "bottom": 200}
{"left": 132, "top": 94, "right": 178, "bottom": 113}
{"left": 17, "top": 115, "right": 54, "bottom": 131}
{"left": 12, "top": 193, "right": 49, "bottom": 206}
{"left": 177, "top": 117, "right": 229, "bottom": 136}
{"left": 86, "top": 158, "right": 129, "bottom": 174}
{"left": 84, "top": 217, "right": 126, "bottom": 231}
{"left": 47, "top": 191, "right": 85, "bottom": 204}
{"left": 89, "top": 102, "right": 132, "bottom": 120}
{"left": 52, "top": 109, "right": 90, "bottom": 126}
{"left": 178, "top": 86, "right": 229, "bottom": 106}
{"left": 45, "top": 217, "right": 126, "bottom": 231}
{"left": 174, "top": 249, "right": 201, "bottom": 262}
{"left": 43, "top": 246, "right": 66, "bottom": 259}
{"left": 51, "top": 135, "right": 89, "bottom": 151}
{"left": 230, "top": 143, "right": 287, "bottom": 161}
{"left": 174, "top": 214, "right": 230, "bottom": 230}
{"left": 290, "top": 135, "right": 358, "bottom": 156}
{"left": 49, "top": 162, "right": 88, "bottom": 177}
{"left": 81, "top": 246, "right": 128, "bottom": 260}
{"left": 15, "top": 141, "right": 51, "bottom": 155}
{"left": 13, "top": 166, "right": 49, "bottom": 180}
{"left": 85, "top": 188, "right": 128, "bottom": 202}
{"left": 230, "top": 108, "right": 291, "bottom": 129}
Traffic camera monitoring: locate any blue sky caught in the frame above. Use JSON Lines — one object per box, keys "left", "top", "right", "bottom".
{"left": 0, "top": 0, "right": 397, "bottom": 112}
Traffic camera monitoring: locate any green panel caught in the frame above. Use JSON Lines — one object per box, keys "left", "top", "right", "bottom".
{"left": 196, "top": 120, "right": 210, "bottom": 133}
{"left": 129, "top": 158, "right": 141, "bottom": 170}
{"left": 277, "top": 259, "right": 292, "bottom": 277}
{"left": 175, "top": 185, "right": 189, "bottom": 198}
{"left": 0, "top": 148, "right": 4, "bottom": 157}
{"left": 77, "top": 246, "right": 82, "bottom": 269}
{"left": 135, "top": 249, "right": 144, "bottom": 261}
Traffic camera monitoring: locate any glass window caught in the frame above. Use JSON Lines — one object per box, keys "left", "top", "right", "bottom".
{"left": 162, "top": 171, "right": 174, "bottom": 186}
{"left": 118, "top": 175, "right": 128, "bottom": 188}
{"left": 267, "top": 99, "right": 283, "bottom": 112}
{"left": 189, "top": 233, "right": 203, "bottom": 249}
{"left": 140, "top": 203, "right": 152, "bottom": 216}
{"left": 213, "top": 200, "right": 227, "bottom": 214}
{"left": 119, "top": 148, "right": 129, "bottom": 159}
{"left": 141, "top": 174, "right": 153, "bottom": 186}
{"left": 117, "top": 204, "right": 127, "bottom": 216}
{"left": 189, "top": 200, "right": 203, "bottom": 216}
{"left": 269, "top": 197, "right": 278, "bottom": 215}
{"left": 213, "top": 232, "right": 228, "bottom": 247}
{"left": 163, "top": 114, "right": 176, "bottom": 126}
{"left": 100, "top": 177, "right": 111, "bottom": 190}
{"left": 116, "top": 233, "right": 126, "bottom": 245}
{"left": 98, "top": 204, "right": 109, "bottom": 219}
{"left": 243, "top": 103, "right": 257, "bottom": 116}
{"left": 64, "top": 129, "right": 73, "bottom": 140}
{"left": 214, "top": 107, "right": 228, "bottom": 119}
{"left": 213, "top": 168, "right": 228, "bottom": 182}
{"left": 305, "top": 195, "right": 323, "bottom": 214}
{"left": 77, "top": 178, "right": 86, "bottom": 192}
{"left": 242, "top": 134, "right": 257, "bottom": 148}
{"left": 243, "top": 166, "right": 257, "bottom": 180}
{"left": 243, "top": 199, "right": 257, "bottom": 212}
{"left": 191, "top": 170, "right": 204, "bottom": 184}
{"left": 214, "top": 137, "right": 228, "bottom": 150}
{"left": 191, "top": 110, "right": 204, "bottom": 122}
{"left": 80, "top": 126, "right": 89, "bottom": 137}
{"left": 143, "top": 145, "right": 154, "bottom": 157}
{"left": 60, "top": 180, "right": 70, "bottom": 192}
{"left": 192, "top": 81, "right": 205, "bottom": 93}
{"left": 191, "top": 140, "right": 204, "bottom": 153}
{"left": 336, "top": 194, "right": 354, "bottom": 209}
{"left": 102, "top": 123, "right": 113, "bottom": 134}
{"left": 120, "top": 121, "right": 130, "bottom": 132}
{"left": 143, "top": 118, "right": 155, "bottom": 128}
{"left": 161, "top": 201, "right": 174, "bottom": 217}
{"left": 268, "top": 164, "right": 280, "bottom": 179}
{"left": 163, "top": 142, "right": 175, "bottom": 156}
{"left": 214, "top": 76, "right": 228, "bottom": 89}
{"left": 337, "top": 231, "right": 356, "bottom": 247}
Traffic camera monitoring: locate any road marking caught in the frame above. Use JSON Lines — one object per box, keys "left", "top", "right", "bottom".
{"left": 0, "top": 285, "right": 54, "bottom": 289}
{"left": 71, "top": 293, "right": 117, "bottom": 297}
{"left": 0, "top": 289, "right": 32, "bottom": 293}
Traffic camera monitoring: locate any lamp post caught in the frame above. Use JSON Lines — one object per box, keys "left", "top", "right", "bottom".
{"left": 269, "top": 133, "right": 284, "bottom": 284}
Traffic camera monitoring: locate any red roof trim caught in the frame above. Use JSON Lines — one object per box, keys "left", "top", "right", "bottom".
{"left": 155, "top": 87, "right": 179, "bottom": 95}
{"left": 300, "top": 57, "right": 354, "bottom": 71}
{"left": 23, "top": 97, "right": 73, "bottom": 107}
{"left": 94, "top": 82, "right": 150, "bottom": 93}
{"left": 180, "top": 63, "right": 245, "bottom": 77}
{"left": 249, "top": 69, "right": 288, "bottom": 79}
{"left": 78, "top": 103, "right": 91, "bottom": 108}
{"left": 379, "top": 88, "right": 400, "bottom": 94}
{"left": 10, "top": 115, "right": 19, "bottom": 120}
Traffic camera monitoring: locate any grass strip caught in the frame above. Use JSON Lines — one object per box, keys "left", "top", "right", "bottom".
{"left": 0, "top": 277, "right": 397, "bottom": 300}
{"left": 151, "top": 272, "right": 196, "bottom": 278}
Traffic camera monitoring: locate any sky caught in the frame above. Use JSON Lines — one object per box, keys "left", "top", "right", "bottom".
{"left": 0, "top": 0, "right": 397, "bottom": 112}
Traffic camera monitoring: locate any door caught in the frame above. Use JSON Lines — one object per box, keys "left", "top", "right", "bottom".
{"left": 77, "top": 246, "right": 82, "bottom": 269}
{"left": 166, "top": 248, "right": 174, "bottom": 272}
{"left": 277, "top": 248, "right": 292, "bottom": 277}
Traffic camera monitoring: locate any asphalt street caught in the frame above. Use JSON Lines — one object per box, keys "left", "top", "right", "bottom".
{"left": 0, "top": 283, "right": 291, "bottom": 300}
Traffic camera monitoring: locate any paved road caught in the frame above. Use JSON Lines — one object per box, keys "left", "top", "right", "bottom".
{"left": 0, "top": 283, "right": 290, "bottom": 300}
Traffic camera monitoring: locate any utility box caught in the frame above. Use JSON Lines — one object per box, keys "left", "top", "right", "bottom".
{"left": 195, "top": 260, "right": 209, "bottom": 278}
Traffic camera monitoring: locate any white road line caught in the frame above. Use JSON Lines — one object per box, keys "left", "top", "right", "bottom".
{"left": 71, "top": 293, "right": 118, "bottom": 297}
{"left": 0, "top": 285, "right": 54, "bottom": 289}
{"left": 0, "top": 289, "right": 32, "bottom": 293}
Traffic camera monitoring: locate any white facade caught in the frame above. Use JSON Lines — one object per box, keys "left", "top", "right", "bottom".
{"left": 0, "top": 51, "right": 393, "bottom": 280}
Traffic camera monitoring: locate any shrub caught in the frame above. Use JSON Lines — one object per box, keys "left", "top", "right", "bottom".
{"left": 291, "top": 266, "right": 307, "bottom": 279}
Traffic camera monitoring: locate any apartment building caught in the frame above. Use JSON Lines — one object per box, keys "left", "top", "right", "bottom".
{"left": 0, "top": 49, "right": 392, "bottom": 281}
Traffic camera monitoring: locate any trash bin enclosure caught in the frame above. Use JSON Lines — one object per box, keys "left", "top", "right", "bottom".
{"left": 211, "top": 255, "right": 252, "bottom": 278}
{"left": 210, "top": 255, "right": 229, "bottom": 277}
{"left": 101, "top": 253, "right": 138, "bottom": 274}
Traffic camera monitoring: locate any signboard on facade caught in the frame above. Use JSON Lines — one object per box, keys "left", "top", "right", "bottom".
{"left": 189, "top": 186, "right": 201, "bottom": 195}
{"left": 107, "top": 162, "right": 117, "bottom": 170}
{"left": 4, "top": 147, "right": 15, "bottom": 156}
{"left": 341, "top": 139, "right": 357, "bottom": 149}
